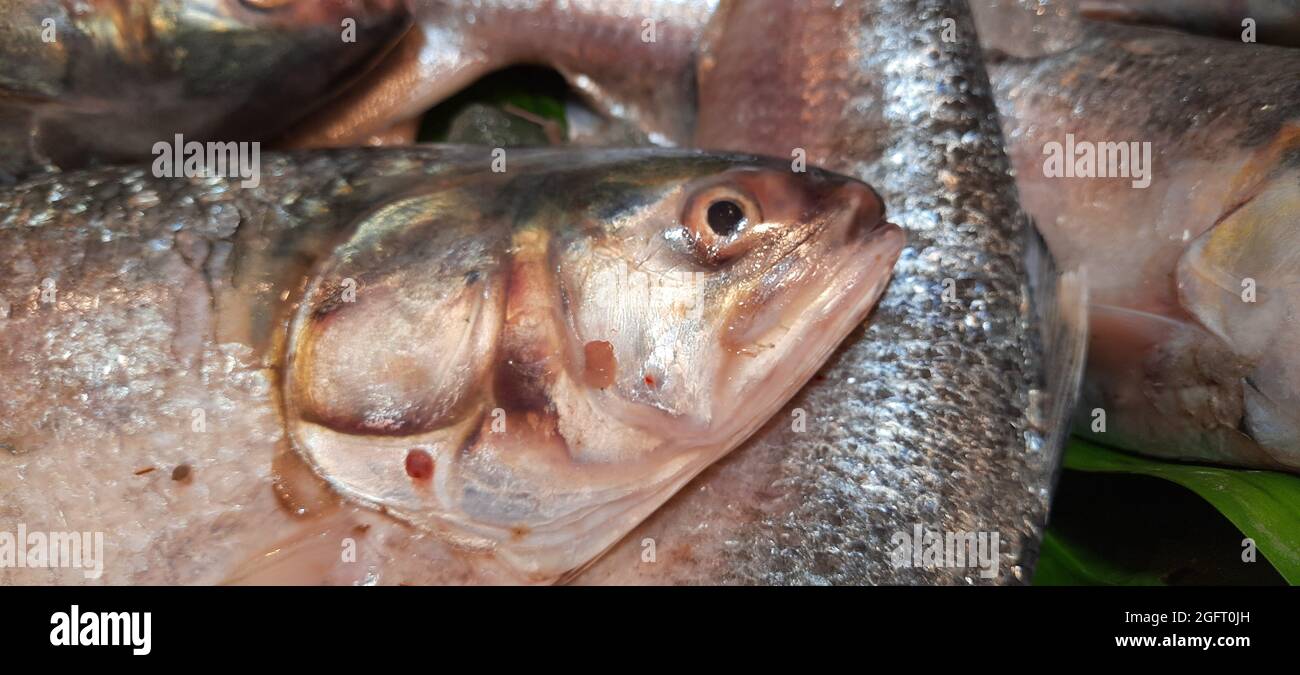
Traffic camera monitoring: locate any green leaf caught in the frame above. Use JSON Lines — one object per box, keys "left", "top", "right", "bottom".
{"left": 501, "top": 93, "right": 567, "bottom": 126}
{"left": 1034, "top": 530, "right": 1166, "bottom": 586}
{"left": 1061, "top": 438, "right": 1300, "bottom": 584}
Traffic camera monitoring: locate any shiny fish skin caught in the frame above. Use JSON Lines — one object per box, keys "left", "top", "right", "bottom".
{"left": 579, "top": 0, "right": 1086, "bottom": 585}
{"left": 986, "top": 18, "right": 1300, "bottom": 471}
{"left": 0, "top": 146, "right": 902, "bottom": 584}
{"left": 0, "top": 0, "right": 409, "bottom": 181}
{"left": 1080, "top": 0, "right": 1300, "bottom": 47}
{"left": 281, "top": 0, "right": 717, "bottom": 148}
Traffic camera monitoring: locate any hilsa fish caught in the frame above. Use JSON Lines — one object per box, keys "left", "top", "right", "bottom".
{"left": 579, "top": 0, "right": 1087, "bottom": 585}
{"left": 0, "top": 146, "right": 902, "bottom": 583}
{"left": 985, "top": 17, "right": 1300, "bottom": 471}
{"left": 0, "top": 0, "right": 409, "bottom": 181}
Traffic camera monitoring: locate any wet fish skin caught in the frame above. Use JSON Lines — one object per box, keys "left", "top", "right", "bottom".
{"left": 580, "top": 0, "right": 1086, "bottom": 585}
{"left": 0, "top": 146, "right": 902, "bottom": 584}
{"left": 1080, "top": 0, "right": 1300, "bottom": 47}
{"left": 0, "top": 0, "right": 410, "bottom": 180}
{"left": 986, "top": 18, "right": 1300, "bottom": 471}
{"left": 280, "top": 0, "right": 717, "bottom": 148}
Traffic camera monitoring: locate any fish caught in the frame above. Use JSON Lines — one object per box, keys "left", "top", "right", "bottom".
{"left": 278, "top": 0, "right": 718, "bottom": 149}
{"left": 0, "top": 0, "right": 410, "bottom": 181}
{"left": 983, "top": 16, "right": 1300, "bottom": 471}
{"left": 1080, "top": 0, "right": 1300, "bottom": 47}
{"left": 577, "top": 0, "right": 1088, "bottom": 585}
{"left": 0, "top": 145, "right": 903, "bottom": 584}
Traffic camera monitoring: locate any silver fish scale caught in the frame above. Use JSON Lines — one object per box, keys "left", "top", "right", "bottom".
{"left": 714, "top": 0, "right": 1049, "bottom": 585}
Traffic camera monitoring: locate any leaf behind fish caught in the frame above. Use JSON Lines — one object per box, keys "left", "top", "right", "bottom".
{"left": 1053, "top": 438, "right": 1300, "bottom": 585}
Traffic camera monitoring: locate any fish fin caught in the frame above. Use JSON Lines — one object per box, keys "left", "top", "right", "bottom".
{"left": 1025, "top": 216, "right": 1089, "bottom": 477}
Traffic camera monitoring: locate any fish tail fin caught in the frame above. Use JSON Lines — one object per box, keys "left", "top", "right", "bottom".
{"left": 1026, "top": 217, "right": 1089, "bottom": 480}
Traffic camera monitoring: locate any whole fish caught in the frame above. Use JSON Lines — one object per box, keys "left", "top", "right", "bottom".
{"left": 0, "top": 146, "right": 903, "bottom": 584}
{"left": 579, "top": 0, "right": 1087, "bottom": 584}
{"left": 280, "top": 0, "right": 717, "bottom": 148}
{"left": 0, "top": 0, "right": 409, "bottom": 181}
{"left": 1080, "top": 0, "right": 1300, "bottom": 47}
{"left": 985, "top": 18, "right": 1300, "bottom": 471}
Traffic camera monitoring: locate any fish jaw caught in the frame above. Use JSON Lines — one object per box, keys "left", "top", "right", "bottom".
{"left": 281, "top": 152, "right": 902, "bottom": 580}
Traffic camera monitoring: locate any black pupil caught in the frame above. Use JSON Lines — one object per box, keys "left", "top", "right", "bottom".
{"left": 706, "top": 200, "right": 745, "bottom": 236}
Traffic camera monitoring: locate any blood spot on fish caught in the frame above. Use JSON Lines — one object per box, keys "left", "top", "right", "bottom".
{"left": 404, "top": 448, "right": 435, "bottom": 481}
{"left": 644, "top": 374, "right": 657, "bottom": 388}
{"left": 171, "top": 464, "right": 193, "bottom": 483}
{"left": 583, "top": 340, "right": 616, "bottom": 389}
{"left": 510, "top": 526, "right": 530, "bottom": 542}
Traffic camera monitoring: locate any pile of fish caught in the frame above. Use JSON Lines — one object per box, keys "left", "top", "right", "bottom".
{"left": 0, "top": 0, "right": 1292, "bottom": 585}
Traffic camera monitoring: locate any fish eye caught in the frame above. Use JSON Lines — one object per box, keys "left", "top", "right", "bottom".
{"left": 707, "top": 200, "right": 746, "bottom": 236}
{"left": 682, "top": 184, "right": 764, "bottom": 263}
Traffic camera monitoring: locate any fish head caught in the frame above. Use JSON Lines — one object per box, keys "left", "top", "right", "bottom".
{"left": 282, "top": 150, "right": 904, "bottom": 580}
{"left": 551, "top": 155, "right": 906, "bottom": 446}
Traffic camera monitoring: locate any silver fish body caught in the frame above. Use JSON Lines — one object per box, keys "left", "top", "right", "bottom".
{"left": 578, "top": 0, "right": 1086, "bottom": 585}
{"left": 0, "top": 146, "right": 902, "bottom": 583}
{"left": 0, "top": 0, "right": 409, "bottom": 181}
{"left": 986, "top": 18, "right": 1300, "bottom": 472}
